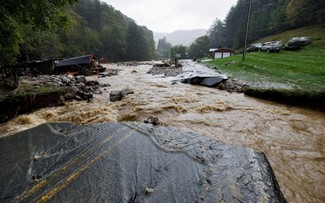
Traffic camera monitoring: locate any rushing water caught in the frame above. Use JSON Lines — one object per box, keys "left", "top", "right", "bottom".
{"left": 1, "top": 61, "right": 324, "bottom": 202}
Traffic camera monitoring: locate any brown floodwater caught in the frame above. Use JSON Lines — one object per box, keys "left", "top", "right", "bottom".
{"left": 1, "top": 61, "right": 324, "bottom": 202}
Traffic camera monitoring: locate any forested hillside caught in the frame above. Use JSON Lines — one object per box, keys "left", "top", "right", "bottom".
{"left": 189, "top": 0, "right": 325, "bottom": 58}
{"left": 1, "top": 0, "right": 155, "bottom": 66}
{"left": 209, "top": 0, "right": 325, "bottom": 49}
{"left": 72, "top": 0, "right": 155, "bottom": 62}
{"left": 2, "top": 0, "right": 325, "bottom": 65}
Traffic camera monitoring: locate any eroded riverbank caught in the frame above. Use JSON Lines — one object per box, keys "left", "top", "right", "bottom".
{"left": 0, "top": 61, "right": 324, "bottom": 202}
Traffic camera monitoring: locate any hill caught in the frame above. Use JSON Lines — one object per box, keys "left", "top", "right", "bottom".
{"left": 206, "top": 25, "right": 325, "bottom": 111}
{"left": 253, "top": 25, "right": 325, "bottom": 48}
{"left": 154, "top": 29, "right": 207, "bottom": 46}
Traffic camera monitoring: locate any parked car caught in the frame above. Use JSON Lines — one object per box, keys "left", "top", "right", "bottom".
{"left": 246, "top": 43, "right": 262, "bottom": 52}
{"left": 260, "top": 41, "right": 282, "bottom": 52}
{"left": 284, "top": 37, "right": 311, "bottom": 50}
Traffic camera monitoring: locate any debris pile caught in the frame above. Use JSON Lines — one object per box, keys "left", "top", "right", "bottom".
{"left": 148, "top": 61, "right": 183, "bottom": 77}
{"left": 181, "top": 75, "right": 226, "bottom": 87}
{"left": 218, "top": 79, "right": 245, "bottom": 93}
{"left": 0, "top": 74, "right": 112, "bottom": 123}
{"left": 30, "top": 75, "right": 109, "bottom": 101}
{"left": 117, "top": 62, "right": 155, "bottom": 66}
{"left": 180, "top": 76, "right": 245, "bottom": 93}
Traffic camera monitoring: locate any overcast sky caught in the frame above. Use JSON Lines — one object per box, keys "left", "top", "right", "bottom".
{"left": 103, "top": 0, "right": 238, "bottom": 33}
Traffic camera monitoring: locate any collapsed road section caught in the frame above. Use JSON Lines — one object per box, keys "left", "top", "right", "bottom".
{"left": 0, "top": 122, "right": 286, "bottom": 202}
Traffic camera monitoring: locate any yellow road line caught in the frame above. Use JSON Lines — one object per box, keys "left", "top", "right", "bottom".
{"left": 36, "top": 130, "right": 134, "bottom": 203}
{"left": 15, "top": 126, "right": 129, "bottom": 202}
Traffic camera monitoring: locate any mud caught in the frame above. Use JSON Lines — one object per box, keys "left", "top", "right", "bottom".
{"left": 0, "top": 60, "right": 324, "bottom": 202}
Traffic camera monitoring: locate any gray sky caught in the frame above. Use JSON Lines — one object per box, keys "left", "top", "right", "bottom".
{"left": 103, "top": 0, "right": 238, "bottom": 33}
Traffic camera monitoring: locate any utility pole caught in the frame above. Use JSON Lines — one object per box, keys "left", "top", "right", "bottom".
{"left": 242, "top": 0, "right": 252, "bottom": 61}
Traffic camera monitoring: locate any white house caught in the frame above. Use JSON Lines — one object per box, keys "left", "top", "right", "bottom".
{"left": 210, "top": 48, "right": 236, "bottom": 59}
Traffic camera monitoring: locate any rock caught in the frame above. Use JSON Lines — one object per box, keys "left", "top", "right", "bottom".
{"left": 64, "top": 91, "right": 76, "bottom": 100}
{"left": 77, "top": 91, "right": 93, "bottom": 100}
{"left": 75, "top": 95, "right": 83, "bottom": 101}
{"left": 144, "top": 116, "right": 160, "bottom": 125}
{"left": 59, "top": 95, "right": 65, "bottom": 104}
{"left": 110, "top": 90, "right": 123, "bottom": 102}
{"left": 98, "top": 70, "right": 119, "bottom": 78}
{"left": 121, "top": 88, "right": 134, "bottom": 97}
{"left": 76, "top": 75, "right": 87, "bottom": 83}
{"left": 85, "top": 81, "right": 99, "bottom": 86}
{"left": 225, "top": 61, "right": 236, "bottom": 66}
{"left": 93, "top": 90, "right": 102, "bottom": 94}
{"left": 100, "top": 83, "right": 111, "bottom": 87}
{"left": 217, "top": 82, "right": 226, "bottom": 90}
{"left": 152, "top": 61, "right": 170, "bottom": 68}
{"left": 110, "top": 89, "right": 134, "bottom": 102}
{"left": 61, "top": 77, "right": 71, "bottom": 84}
{"left": 223, "top": 79, "right": 245, "bottom": 93}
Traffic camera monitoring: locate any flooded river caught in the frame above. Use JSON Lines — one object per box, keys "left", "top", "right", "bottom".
{"left": 1, "top": 61, "right": 324, "bottom": 202}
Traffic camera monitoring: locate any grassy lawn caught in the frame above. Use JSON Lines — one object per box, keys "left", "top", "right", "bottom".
{"left": 206, "top": 25, "right": 325, "bottom": 105}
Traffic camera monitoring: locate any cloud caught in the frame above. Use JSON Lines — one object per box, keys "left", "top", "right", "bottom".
{"left": 104, "top": 0, "right": 237, "bottom": 32}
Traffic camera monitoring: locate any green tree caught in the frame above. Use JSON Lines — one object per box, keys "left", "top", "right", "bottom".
{"left": 140, "top": 27, "right": 155, "bottom": 61}
{"left": 188, "top": 35, "right": 210, "bottom": 59}
{"left": 57, "top": 13, "right": 101, "bottom": 58}
{"left": 20, "top": 25, "right": 64, "bottom": 61}
{"left": 126, "top": 20, "right": 141, "bottom": 60}
{"left": 286, "top": 0, "right": 325, "bottom": 27}
{"left": 208, "top": 18, "right": 225, "bottom": 48}
{"left": 170, "top": 45, "right": 188, "bottom": 60}
{"left": 74, "top": 0, "right": 155, "bottom": 61}
{"left": 156, "top": 37, "right": 172, "bottom": 59}
{"left": 222, "top": 0, "right": 278, "bottom": 49}
{"left": 0, "top": 0, "right": 77, "bottom": 66}
{"left": 223, "top": 6, "right": 238, "bottom": 48}
{"left": 270, "top": 0, "right": 288, "bottom": 32}
{"left": 99, "top": 25, "right": 127, "bottom": 61}
{"left": 206, "top": 0, "right": 324, "bottom": 51}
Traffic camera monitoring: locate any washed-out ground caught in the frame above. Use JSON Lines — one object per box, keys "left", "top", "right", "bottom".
{"left": 0, "top": 61, "right": 324, "bottom": 202}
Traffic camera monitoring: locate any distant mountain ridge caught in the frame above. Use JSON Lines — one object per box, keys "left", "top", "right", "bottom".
{"left": 154, "top": 29, "right": 207, "bottom": 46}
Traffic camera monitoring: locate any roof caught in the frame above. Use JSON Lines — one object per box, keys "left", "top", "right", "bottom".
{"left": 213, "top": 48, "right": 236, "bottom": 53}
{"left": 209, "top": 48, "right": 218, "bottom": 52}
{"left": 56, "top": 54, "right": 96, "bottom": 67}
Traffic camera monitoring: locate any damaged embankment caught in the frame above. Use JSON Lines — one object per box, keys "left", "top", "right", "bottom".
{"left": 243, "top": 87, "right": 325, "bottom": 111}
{"left": 0, "top": 85, "right": 67, "bottom": 123}
{"left": 0, "top": 75, "right": 109, "bottom": 123}
{"left": 205, "top": 55, "right": 325, "bottom": 111}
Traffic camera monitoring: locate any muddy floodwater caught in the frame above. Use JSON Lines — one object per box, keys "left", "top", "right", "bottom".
{"left": 1, "top": 61, "right": 324, "bottom": 202}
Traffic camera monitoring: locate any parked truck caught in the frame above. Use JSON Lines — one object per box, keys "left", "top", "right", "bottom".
{"left": 260, "top": 41, "right": 282, "bottom": 52}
